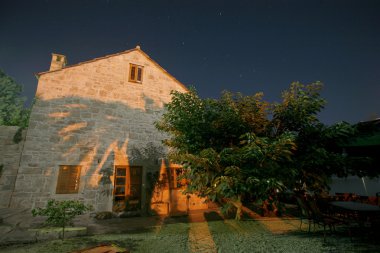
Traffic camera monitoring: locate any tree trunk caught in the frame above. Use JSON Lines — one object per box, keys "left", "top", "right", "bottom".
{"left": 224, "top": 197, "right": 260, "bottom": 220}
{"left": 227, "top": 196, "right": 243, "bottom": 220}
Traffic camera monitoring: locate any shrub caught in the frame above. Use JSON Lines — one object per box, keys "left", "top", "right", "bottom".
{"left": 32, "top": 199, "right": 92, "bottom": 239}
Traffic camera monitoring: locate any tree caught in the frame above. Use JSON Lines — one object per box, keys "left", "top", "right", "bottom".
{"left": 156, "top": 88, "right": 297, "bottom": 219}
{"left": 32, "top": 199, "right": 92, "bottom": 239}
{"left": 0, "top": 69, "right": 30, "bottom": 127}
{"left": 156, "top": 82, "right": 366, "bottom": 219}
{"left": 156, "top": 82, "right": 367, "bottom": 219}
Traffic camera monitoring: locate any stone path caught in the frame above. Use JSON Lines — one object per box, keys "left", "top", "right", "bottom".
{"left": 187, "top": 212, "right": 217, "bottom": 253}
{"left": 188, "top": 222, "right": 217, "bottom": 253}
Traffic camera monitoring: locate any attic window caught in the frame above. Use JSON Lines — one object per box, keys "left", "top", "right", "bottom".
{"left": 56, "top": 165, "right": 81, "bottom": 194}
{"left": 129, "top": 64, "right": 143, "bottom": 83}
{"left": 56, "top": 55, "right": 62, "bottom": 62}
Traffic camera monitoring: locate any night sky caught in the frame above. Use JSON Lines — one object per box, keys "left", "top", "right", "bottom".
{"left": 1, "top": 0, "right": 379, "bottom": 125}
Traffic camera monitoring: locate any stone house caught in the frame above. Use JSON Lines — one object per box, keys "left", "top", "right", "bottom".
{"left": 1, "top": 46, "right": 207, "bottom": 214}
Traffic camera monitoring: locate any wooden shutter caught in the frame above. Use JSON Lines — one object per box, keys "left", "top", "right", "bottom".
{"left": 137, "top": 67, "right": 143, "bottom": 82}
{"left": 130, "top": 65, "right": 136, "bottom": 81}
{"left": 56, "top": 165, "right": 81, "bottom": 194}
{"left": 114, "top": 167, "right": 127, "bottom": 201}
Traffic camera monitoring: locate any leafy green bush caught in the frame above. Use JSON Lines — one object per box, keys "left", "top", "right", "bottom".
{"left": 32, "top": 199, "right": 92, "bottom": 239}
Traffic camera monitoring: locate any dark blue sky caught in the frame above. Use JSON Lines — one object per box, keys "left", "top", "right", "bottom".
{"left": 1, "top": 0, "right": 379, "bottom": 124}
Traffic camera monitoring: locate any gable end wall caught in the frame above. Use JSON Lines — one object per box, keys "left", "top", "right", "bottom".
{"left": 10, "top": 50, "right": 187, "bottom": 211}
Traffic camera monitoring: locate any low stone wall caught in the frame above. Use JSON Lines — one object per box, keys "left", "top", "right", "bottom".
{"left": 0, "top": 126, "right": 25, "bottom": 208}
{"left": 28, "top": 227, "right": 87, "bottom": 240}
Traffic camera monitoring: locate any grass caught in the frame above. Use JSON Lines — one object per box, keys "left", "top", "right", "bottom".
{"left": 1, "top": 218, "right": 379, "bottom": 252}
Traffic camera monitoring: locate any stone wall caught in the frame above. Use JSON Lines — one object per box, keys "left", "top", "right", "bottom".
{"left": 10, "top": 48, "right": 187, "bottom": 211}
{"left": 0, "top": 126, "right": 25, "bottom": 208}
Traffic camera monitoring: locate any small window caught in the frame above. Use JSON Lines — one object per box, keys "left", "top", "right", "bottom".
{"left": 129, "top": 64, "right": 143, "bottom": 83}
{"left": 56, "top": 165, "right": 81, "bottom": 194}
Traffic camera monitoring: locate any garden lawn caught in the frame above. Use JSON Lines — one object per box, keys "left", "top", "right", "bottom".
{"left": 1, "top": 218, "right": 379, "bottom": 253}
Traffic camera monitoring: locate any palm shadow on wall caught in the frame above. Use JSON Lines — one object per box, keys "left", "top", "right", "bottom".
{"left": 31, "top": 94, "right": 167, "bottom": 213}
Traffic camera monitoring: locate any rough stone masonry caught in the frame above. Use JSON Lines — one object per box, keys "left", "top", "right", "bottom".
{"left": 6, "top": 46, "right": 191, "bottom": 212}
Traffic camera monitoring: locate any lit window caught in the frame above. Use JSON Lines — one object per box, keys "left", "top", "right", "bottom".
{"left": 170, "top": 167, "right": 187, "bottom": 189}
{"left": 56, "top": 165, "right": 81, "bottom": 194}
{"left": 129, "top": 64, "right": 143, "bottom": 83}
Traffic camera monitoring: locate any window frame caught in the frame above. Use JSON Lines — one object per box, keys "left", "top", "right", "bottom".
{"left": 129, "top": 63, "right": 144, "bottom": 83}
{"left": 56, "top": 165, "right": 82, "bottom": 194}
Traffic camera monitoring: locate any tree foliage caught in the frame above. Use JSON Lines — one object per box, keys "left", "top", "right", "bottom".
{"left": 156, "top": 89, "right": 269, "bottom": 154}
{"left": 272, "top": 82, "right": 356, "bottom": 192}
{"left": 156, "top": 82, "right": 357, "bottom": 219}
{"left": 0, "top": 69, "right": 30, "bottom": 128}
{"left": 272, "top": 82, "right": 326, "bottom": 133}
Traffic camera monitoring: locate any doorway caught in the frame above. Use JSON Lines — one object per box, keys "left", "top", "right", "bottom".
{"left": 113, "top": 166, "right": 142, "bottom": 212}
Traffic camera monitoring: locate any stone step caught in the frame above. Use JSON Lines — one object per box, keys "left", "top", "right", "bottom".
{"left": 0, "top": 227, "right": 36, "bottom": 246}
{"left": 28, "top": 227, "right": 87, "bottom": 240}
{"left": 0, "top": 208, "right": 35, "bottom": 228}
{"left": 0, "top": 208, "right": 30, "bottom": 219}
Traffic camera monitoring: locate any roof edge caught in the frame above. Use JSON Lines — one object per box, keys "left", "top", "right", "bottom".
{"left": 35, "top": 47, "right": 188, "bottom": 91}
{"left": 36, "top": 48, "right": 137, "bottom": 77}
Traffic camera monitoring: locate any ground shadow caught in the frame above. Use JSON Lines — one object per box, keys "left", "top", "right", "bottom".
{"left": 204, "top": 211, "right": 224, "bottom": 222}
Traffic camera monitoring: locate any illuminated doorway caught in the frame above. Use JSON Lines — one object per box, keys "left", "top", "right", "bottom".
{"left": 113, "top": 166, "right": 142, "bottom": 212}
